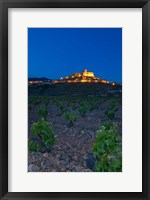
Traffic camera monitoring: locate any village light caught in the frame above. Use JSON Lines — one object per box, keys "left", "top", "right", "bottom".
{"left": 46, "top": 69, "right": 118, "bottom": 85}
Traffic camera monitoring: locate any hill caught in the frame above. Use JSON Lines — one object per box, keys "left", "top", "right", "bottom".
{"left": 28, "top": 82, "right": 122, "bottom": 96}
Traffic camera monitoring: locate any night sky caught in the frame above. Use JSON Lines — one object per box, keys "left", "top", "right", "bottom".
{"left": 28, "top": 28, "right": 122, "bottom": 83}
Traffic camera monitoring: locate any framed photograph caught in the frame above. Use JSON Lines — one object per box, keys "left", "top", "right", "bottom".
{"left": 0, "top": 0, "right": 150, "bottom": 199}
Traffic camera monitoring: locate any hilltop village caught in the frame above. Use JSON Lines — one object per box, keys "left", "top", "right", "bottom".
{"left": 28, "top": 69, "right": 118, "bottom": 86}
{"left": 53, "top": 69, "right": 109, "bottom": 84}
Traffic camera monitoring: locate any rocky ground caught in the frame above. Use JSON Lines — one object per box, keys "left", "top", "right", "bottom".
{"left": 28, "top": 96, "right": 122, "bottom": 172}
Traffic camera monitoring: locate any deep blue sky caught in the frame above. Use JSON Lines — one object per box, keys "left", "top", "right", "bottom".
{"left": 28, "top": 28, "right": 122, "bottom": 83}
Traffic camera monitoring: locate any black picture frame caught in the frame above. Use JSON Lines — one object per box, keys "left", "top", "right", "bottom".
{"left": 0, "top": 0, "right": 150, "bottom": 199}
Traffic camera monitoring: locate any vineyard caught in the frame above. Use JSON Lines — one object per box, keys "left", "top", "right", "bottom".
{"left": 28, "top": 88, "right": 122, "bottom": 172}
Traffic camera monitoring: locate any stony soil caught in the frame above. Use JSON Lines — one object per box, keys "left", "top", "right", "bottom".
{"left": 28, "top": 97, "right": 122, "bottom": 172}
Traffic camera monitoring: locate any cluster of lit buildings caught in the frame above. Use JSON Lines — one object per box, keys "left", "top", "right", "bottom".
{"left": 28, "top": 69, "right": 119, "bottom": 86}
{"left": 53, "top": 69, "right": 117, "bottom": 85}
{"left": 28, "top": 78, "right": 52, "bottom": 85}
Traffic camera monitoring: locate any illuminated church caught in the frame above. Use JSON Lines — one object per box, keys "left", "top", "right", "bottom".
{"left": 82, "top": 69, "right": 94, "bottom": 78}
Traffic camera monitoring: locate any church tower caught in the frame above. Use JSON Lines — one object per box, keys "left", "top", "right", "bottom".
{"left": 82, "top": 69, "right": 94, "bottom": 78}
